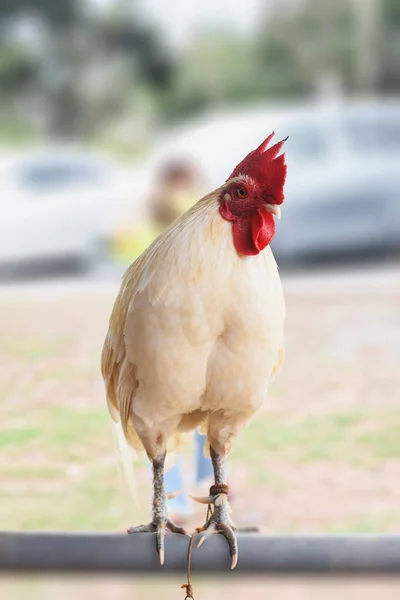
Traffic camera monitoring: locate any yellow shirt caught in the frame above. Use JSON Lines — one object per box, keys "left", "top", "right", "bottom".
{"left": 113, "top": 190, "right": 199, "bottom": 264}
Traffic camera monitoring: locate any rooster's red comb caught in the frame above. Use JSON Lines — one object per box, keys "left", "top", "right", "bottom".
{"left": 227, "top": 132, "right": 288, "bottom": 205}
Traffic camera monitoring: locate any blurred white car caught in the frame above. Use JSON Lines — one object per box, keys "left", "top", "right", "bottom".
{"left": 0, "top": 148, "right": 130, "bottom": 270}
{"left": 146, "top": 99, "right": 400, "bottom": 188}
{"left": 271, "top": 157, "right": 400, "bottom": 263}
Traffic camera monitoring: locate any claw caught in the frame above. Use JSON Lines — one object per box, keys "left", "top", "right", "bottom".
{"left": 128, "top": 517, "right": 187, "bottom": 565}
{"left": 197, "top": 523, "right": 216, "bottom": 548}
{"left": 155, "top": 520, "right": 166, "bottom": 566}
{"left": 167, "top": 489, "right": 183, "bottom": 500}
{"left": 217, "top": 522, "right": 238, "bottom": 569}
{"left": 189, "top": 494, "right": 214, "bottom": 505}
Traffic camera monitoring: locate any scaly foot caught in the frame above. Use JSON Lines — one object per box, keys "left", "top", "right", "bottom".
{"left": 127, "top": 517, "right": 188, "bottom": 565}
{"left": 192, "top": 484, "right": 238, "bottom": 569}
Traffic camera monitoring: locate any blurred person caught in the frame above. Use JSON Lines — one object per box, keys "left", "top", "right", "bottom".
{"left": 149, "top": 160, "right": 203, "bottom": 228}
{"left": 112, "top": 159, "right": 204, "bottom": 264}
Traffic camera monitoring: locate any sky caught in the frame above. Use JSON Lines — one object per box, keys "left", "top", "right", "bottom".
{"left": 92, "top": 0, "right": 266, "bottom": 48}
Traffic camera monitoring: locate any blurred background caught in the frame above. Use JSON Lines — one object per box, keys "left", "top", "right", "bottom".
{"left": 0, "top": 0, "right": 399, "bottom": 598}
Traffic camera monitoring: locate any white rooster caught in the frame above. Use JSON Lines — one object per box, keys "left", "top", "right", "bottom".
{"left": 102, "top": 133, "right": 287, "bottom": 568}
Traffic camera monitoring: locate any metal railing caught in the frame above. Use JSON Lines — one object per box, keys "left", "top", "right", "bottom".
{"left": 1, "top": 532, "right": 400, "bottom": 575}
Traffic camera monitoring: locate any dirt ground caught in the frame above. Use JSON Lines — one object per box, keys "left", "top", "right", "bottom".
{"left": 2, "top": 576, "right": 400, "bottom": 600}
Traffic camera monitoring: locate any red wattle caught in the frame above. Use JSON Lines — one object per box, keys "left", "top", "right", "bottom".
{"left": 251, "top": 209, "right": 275, "bottom": 252}
{"left": 220, "top": 202, "right": 275, "bottom": 256}
{"left": 232, "top": 218, "right": 258, "bottom": 255}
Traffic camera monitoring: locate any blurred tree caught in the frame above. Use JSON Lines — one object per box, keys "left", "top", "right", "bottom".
{"left": 0, "top": 45, "right": 38, "bottom": 92}
{"left": 379, "top": 0, "right": 400, "bottom": 91}
{"left": 0, "top": 0, "right": 78, "bottom": 29}
{"left": 0, "top": 0, "right": 399, "bottom": 145}
{"left": 162, "top": 27, "right": 306, "bottom": 121}
{"left": 99, "top": 15, "right": 174, "bottom": 89}
{"left": 164, "top": 31, "right": 259, "bottom": 119}
{"left": 256, "top": 0, "right": 400, "bottom": 96}
{"left": 256, "top": 0, "right": 356, "bottom": 96}
{"left": 0, "top": 0, "right": 175, "bottom": 139}
{"left": 163, "top": 0, "right": 366, "bottom": 120}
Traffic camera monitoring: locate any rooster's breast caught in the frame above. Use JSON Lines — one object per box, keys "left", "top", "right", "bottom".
{"left": 201, "top": 245, "right": 285, "bottom": 414}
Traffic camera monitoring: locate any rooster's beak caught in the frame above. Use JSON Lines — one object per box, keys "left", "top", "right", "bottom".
{"left": 265, "top": 204, "right": 281, "bottom": 220}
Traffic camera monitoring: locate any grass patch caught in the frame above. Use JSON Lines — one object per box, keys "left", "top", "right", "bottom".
{"left": 1, "top": 405, "right": 112, "bottom": 463}
{"left": 357, "top": 418, "right": 400, "bottom": 460}
{"left": 0, "top": 465, "right": 63, "bottom": 480}
{"left": 327, "top": 513, "right": 400, "bottom": 534}
{"left": 0, "top": 478, "right": 139, "bottom": 532}
{"left": 46, "top": 406, "right": 110, "bottom": 443}
{"left": 4, "top": 337, "right": 72, "bottom": 361}
{"left": 233, "top": 408, "right": 400, "bottom": 465}
{"left": 233, "top": 410, "right": 362, "bottom": 463}
{"left": 0, "top": 427, "right": 41, "bottom": 448}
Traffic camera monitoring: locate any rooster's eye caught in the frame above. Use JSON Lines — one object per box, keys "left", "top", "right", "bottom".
{"left": 235, "top": 187, "right": 247, "bottom": 198}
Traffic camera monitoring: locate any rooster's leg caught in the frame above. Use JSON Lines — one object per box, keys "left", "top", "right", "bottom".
{"left": 192, "top": 447, "right": 238, "bottom": 569}
{"left": 127, "top": 452, "right": 188, "bottom": 565}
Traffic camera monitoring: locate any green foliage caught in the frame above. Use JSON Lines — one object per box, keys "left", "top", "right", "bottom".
{"left": 167, "top": 32, "right": 258, "bottom": 108}
{"left": 380, "top": 0, "right": 400, "bottom": 90}
{"left": 0, "top": 45, "right": 38, "bottom": 90}
{"left": 0, "top": 0, "right": 175, "bottom": 137}
{"left": 0, "top": 115, "right": 35, "bottom": 146}
{"left": 0, "top": 0, "right": 399, "bottom": 143}
{"left": 255, "top": 0, "right": 400, "bottom": 95}
{"left": 0, "top": 0, "right": 79, "bottom": 29}
{"left": 256, "top": 0, "right": 357, "bottom": 95}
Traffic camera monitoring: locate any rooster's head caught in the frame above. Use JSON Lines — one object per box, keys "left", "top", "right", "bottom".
{"left": 219, "top": 132, "right": 287, "bottom": 256}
